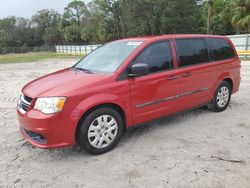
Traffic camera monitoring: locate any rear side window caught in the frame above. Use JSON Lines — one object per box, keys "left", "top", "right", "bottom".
{"left": 175, "top": 38, "right": 209, "bottom": 67}
{"left": 133, "top": 41, "right": 173, "bottom": 73}
{"left": 207, "top": 38, "right": 235, "bottom": 61}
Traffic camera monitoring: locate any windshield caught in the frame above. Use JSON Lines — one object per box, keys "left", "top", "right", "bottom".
{"left": 74, "top": 41, "right": 143, "bottom": 73}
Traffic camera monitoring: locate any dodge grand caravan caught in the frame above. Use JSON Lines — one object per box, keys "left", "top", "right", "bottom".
{"left": 17, "top": 34, "right": 241, "bottom": 154}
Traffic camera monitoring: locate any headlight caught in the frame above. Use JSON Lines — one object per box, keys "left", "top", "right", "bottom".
{"left": 34, "top": 97, "right": 66, "bottom": 114}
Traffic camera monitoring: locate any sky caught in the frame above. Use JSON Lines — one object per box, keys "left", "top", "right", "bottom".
{"left": 0, "top": 0, "right": 89, "bottom": 19}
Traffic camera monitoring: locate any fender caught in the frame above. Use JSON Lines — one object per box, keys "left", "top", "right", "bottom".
{"left": 69, "top": 93, "right": 133, "bottom": 131}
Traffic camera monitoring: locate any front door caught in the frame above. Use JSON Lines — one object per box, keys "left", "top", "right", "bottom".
{"left": 128, "top": 41, "right": 180, "bottom": 125}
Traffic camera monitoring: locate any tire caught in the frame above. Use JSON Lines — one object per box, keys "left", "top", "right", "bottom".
{"left": 78, "top": 107, "right": 124, "bottom": 155}
{"left": 207, "top": 81, "right": 232, "bottom": 112}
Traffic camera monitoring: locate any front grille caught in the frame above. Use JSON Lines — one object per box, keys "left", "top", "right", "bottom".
{"left": 23, "top": 95, "right": 32, "bottom": 103}
{"left": 21, "top": 102, "right": 29, "bottom": 111}
{"left": 18, "top": 94, "right": 33, "bottom": 114}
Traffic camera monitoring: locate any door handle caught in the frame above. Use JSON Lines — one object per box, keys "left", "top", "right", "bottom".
{"left": 167, "top": 75, "right": 178, "bottom": 80}
{"left": 182, "top": 72, "right": 191, "bottom": 77}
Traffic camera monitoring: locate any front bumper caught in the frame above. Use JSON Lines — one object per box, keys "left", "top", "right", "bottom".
{"left": 17, "top": 108, "right": 76, "bottom": 149}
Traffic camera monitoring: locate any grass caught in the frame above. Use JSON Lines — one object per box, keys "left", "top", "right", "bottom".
{"left": 0, "top": 52, "right": 84, "bottom": 64}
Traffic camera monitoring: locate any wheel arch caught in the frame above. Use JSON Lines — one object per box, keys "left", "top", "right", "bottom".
{"left": 223, "top": 78, "right": 233, "bottom": 91}
{"left": 212, "top": 72, "right": 233, "bottom": 96}
{"left": 74, "top": 103, "right": 127, "bottom": 143}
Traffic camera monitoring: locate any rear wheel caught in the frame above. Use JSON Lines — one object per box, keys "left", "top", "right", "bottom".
{"left": 78, "top": 107, "right": 124, "bottom": 155}
{"left": 207, "top": 81, "right": 231, "bottom": 112}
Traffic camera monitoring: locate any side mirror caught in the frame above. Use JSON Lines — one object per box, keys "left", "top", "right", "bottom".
{"left": 128, "top": 63, "right": 149, "bottom": 77}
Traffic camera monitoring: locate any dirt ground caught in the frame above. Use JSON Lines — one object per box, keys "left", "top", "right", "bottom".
{"left": 0, "top": 59, "right": 249, "bottom": 188}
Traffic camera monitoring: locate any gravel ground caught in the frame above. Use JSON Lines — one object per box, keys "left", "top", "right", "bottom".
{"left": 0, "top": 59, "right": 249, "bottom": 188}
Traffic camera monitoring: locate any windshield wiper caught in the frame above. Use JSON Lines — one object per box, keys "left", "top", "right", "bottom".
{"left": 73, "top": 67, "right": 94, "bottom": 74}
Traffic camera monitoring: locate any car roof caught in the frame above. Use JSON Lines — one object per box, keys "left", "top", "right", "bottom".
{"left": 116, "top": 34, "right": 227, "bottom": 42}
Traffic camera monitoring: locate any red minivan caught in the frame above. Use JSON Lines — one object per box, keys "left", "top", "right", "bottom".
{"left": 17, "top": 34, "right": 241, "bottom": 154}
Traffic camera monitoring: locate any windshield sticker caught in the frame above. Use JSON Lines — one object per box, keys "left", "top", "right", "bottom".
{"left": 126, "top": 42, "right": 143, "bottom": 46}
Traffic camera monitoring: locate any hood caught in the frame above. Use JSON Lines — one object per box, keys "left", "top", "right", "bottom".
{"left": 22, "top": 68, "right": 113, "bottom": 98}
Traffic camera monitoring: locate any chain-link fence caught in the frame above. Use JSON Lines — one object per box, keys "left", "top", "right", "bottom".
{"left": 0, "top": 46, "right": 55, "bottom": 55}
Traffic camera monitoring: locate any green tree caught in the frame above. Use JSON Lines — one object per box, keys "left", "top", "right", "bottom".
{"left": 43, "top": 27, "right": 63, "bottom": 45}
{"left": 15, "top": 18, "right": 35, "bottom": 46}
{"left": 119, "top": 0, "right": 203, "bottom": 37}
{"left": 63, "top": 0, "right": 89, "bottom": 26}
{"left": 32, "top": 9, "right": 62, "bottom": 45}
{"left": 0, "top": 17, "right": 16, "bottom": 47}
{"left": 232, "top": 0, "right": 250, "bottom": 33}
{"left": 64, "top": 25, "right": 82, "bottom": 44}
{"left": 199, "top": 0, "right": 235, "bottom": 35}
{"left": 63, "top": 0, "right": 90, "bottom": 44}
{"left": 0, "top": 17, "right": 36, "bottom": 47}
{"left": 160, "top": 0, "right": 203, "bottom": 34}
{"left": 95, "top": 0, "right": 125, "bottom": 39}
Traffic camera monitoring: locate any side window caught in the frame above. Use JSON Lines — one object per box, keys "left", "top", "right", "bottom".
{"left": 176, "top": 38, "right": 209, "bottom": 67}
{"left": 207, "top": 38, "right": 235, "bottom": 61}
{"left": 133, "top": 41, "right": 173, "bottom": 73}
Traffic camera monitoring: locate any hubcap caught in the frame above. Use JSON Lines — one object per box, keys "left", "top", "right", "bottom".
{"left": 88, "top": 115, "right": 118, "bottom": 149}
{"left": 216, "top": 86, "right": 230, "bottom": 108}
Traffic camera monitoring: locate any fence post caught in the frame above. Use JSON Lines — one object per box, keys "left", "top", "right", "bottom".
{"left": 246, "top": 34, "right": 249, "bottom": 51}
{"left": 245, "top": 34, "right": 249, "bottom": 59}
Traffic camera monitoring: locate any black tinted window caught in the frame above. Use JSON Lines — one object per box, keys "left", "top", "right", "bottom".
{"left": 176, "top": 39, "right": 209, "bottom": 67}
{"left": 133, "top": 41, "right": 173, "bottom": 73}
{"left": 207, "top": 38, "right": 235, "bottom": 61}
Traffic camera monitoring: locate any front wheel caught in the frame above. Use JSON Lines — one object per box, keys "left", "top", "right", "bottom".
{"left": 78, "top": 107, "right": 124, "bottom": 155}
{"left": 207, "top": 81, "right": 231, "bottom": 112}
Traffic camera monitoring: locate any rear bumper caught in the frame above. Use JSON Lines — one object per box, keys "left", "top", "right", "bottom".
{"left": 17, "top": 108, "right": 76, "bottom": 149}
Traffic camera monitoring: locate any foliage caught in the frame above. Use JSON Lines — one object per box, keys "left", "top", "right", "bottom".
{"left": 200, "top": 0, "right": 233, "bottom": 34}
{"left": 0, "top": 17, "right": 35, "bottom": 47}
{"left": 63, "top": 0, "right": 89, "bottom": 26}
{"left": 201, "top": 0, "right": 250, "bottom": 34}
{"left": 63, "top": 0, "right": 90, "bottom": 44}
{"left": 0, "top": 0, "right": 249, "bottom": 48}
{"left": 43, "top": 27, "right": 63, "bottom": 45}
{"left": 64, "top": 24, "right": 82, "bottom": 44}
{"left": 32, "top": 9, "right": 62, "bottom": 45}
{"left": 232, "top": 0, "right": 250, "bottom": 33}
